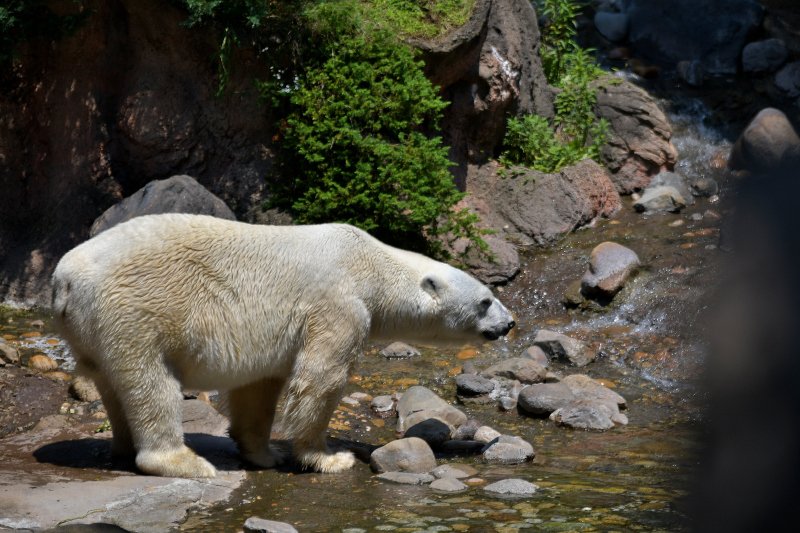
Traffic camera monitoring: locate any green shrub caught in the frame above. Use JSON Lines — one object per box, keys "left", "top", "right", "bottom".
{"left": 500, "top": 0, "right": 610, "bottom": 174}
{"left": 262, "top": 27, "right": 488, "bottom": 257}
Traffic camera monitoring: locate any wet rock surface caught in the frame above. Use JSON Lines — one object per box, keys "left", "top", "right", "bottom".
{"left": 243, "top": 517, "right": 299, "bottom": 533}
{"left": 379, "top": 342, "right": 420, "bottom": 359}
{"left": 484, "top": 479, "right": 539, "bottom": 496}
{"left": 729, "top": 107, "right": 800, "bottom": 174}
{"left": 481, "top": 358, "right": 546, "bottom": 384}
{"left": 369, "top": 437, "right": 437, "bottom": 474}
{"left": 580, "top": 242, "right": 640, "bottom": 300}
{"left": 532, "top": 330, "right": 597, "bottom": 367}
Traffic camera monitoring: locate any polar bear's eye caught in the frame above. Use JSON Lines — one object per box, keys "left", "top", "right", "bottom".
{"left": 480, "top": 298, "right": 492, "bottom": 308}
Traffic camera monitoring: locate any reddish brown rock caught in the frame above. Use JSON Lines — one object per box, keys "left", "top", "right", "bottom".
{"left": 592, "top": 77, "right": 679, "bottom": 193}
{"left": 29, "top": 354, "right": 58, "bottom": 372}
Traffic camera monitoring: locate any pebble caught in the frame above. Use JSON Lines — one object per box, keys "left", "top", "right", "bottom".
{"left": 482, "top": 436, "right": 535, "bottom": 464}
{"left": 456, "top": 349, "right": 478, "bottom": 359}
{"left": 92, "top": 411, "right": 108, "bottom": 419}
{"left": 668, "top": 219, "right": 685, "bottom": 227}
{"left": 456, "top": 374, "right": 496, "bottom": 395}
{"left": 708, "top": 194, "right": 720, "bottom": 203}
{"left": 29, "top": 354, "right": 58, "bottom": 372}
{"left": 484, "top": 479, "right": 539, "bottom": 496}
{"left": 704, "top": 209, "right": 722, "bottom": 220}
{"left": 481, "top": 358, "right": 547, "bottom": 384}
{"left": 465, "top": 478, "right": 485, "bottom": 485}
{"left": 380, "top": 342, "right": 420, "bottom": 358}
{"left": 533, "top": 330, "right": 596, "bottom": 367}
{"left": 350, "top": 392, "right": 369, "bottom": 400}
{"left": 371, "top": 395, "right": 394, "bottom": 412}
{"left": 499, "top": 397, "right": 517, "bottom": 411}
{"left": 341, "top": 396, "right": 359, "bottom": 405}
{"left": 431, "top": 464, "right": 479, "bottom": 479}
{"left": 631, "top": 192, "right": 641, "bottom": 201}
{"left": 705, "top": 244, "right": 717, "bottom": 250}
{"left": 544, "top": 372, "right": 563, "bottom": 383}
{"left": 430, "top": 477, "right": 468, "bottom": 492}
{"left": 473, "top": 426, "right": 501, "bottom": 444}
{"left": 520, "top": 346, "right": 549, "bottom": 367}
{"left": 376, "top": 472, "right": 435, "bottom": 485}
{"left": 690, "top": 213, "right": 704, "bottom": 221}
{"left": 30, "top": 320, "right": 44, "bottom": 328}
{"left": 45, "top": 372, "right": 71, "bottom": 381}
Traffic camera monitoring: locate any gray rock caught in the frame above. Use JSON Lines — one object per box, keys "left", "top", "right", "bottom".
{"left": 243, "top": 517, "right": 299, "bottom": 533}
{"left": 484, "top": 478, "right": 539, "bottom": 496}
{"left": 473, "top": 426, "right": 502, "bottom": 444}
{"left": 628, "top": 0, "right": 763, "bottom": 74}
{"left": 456, "top": 374, "right": 496, "bottom": 395}
{"left": 0, "top": 343, "right": 20, "bottom": 365}
{"left": 771, "top": 62, "right": 800, "bottom": 101}
{"left": 482, "top": 436, "right": 535, "bottom": 464}
{"left": 0, "top": 518, "right": 41, "bottom": 531}
{"left": 518, "top": 382, "right": 577, "bottom": 415}
{"left": 403, "top": 415, "right": 455, "bottom": 447}
{"left": 562, "top": 374, "right": 627, "bottom": 408}
{"left": 499, "top": 396, "right": 517, "bottom": 411}
{"left": 376, "top": 472, "right": 435, "bottom": 485}
{"left": 397, "top": 386, "right": 467, "bottom": 429}
{"left": 431, "top": 464, "right": 475, "bottom": 479}
{"left": 729, "top": 108, "right": 800, "bottom": 173}
{"left": 449, "top": 234, "right": 521, "bottom": 286}
{"left": 648, "top": 171, "right": 695, "bottom": 206}
{"left": 452, "top": 419, "right": 482, "bottom": 441}
{"left": 550, "top": 403, "right": 615, "bottom": 430}
{"left": 677, "top": 60, "right": 705, "bottom": 87}
{"left": 594, "top": 12, "right": 629, "bottom": 42}
{"left": 370, "top": 395, "right": 394, "bottom": 413}
{"left": 580, "top": 241, "right": 640, "bottom": 300}
{"left": 380, "top": 342, "right": 420, "bottom": 359}
{"left": 611, "top": 412, "right": 629, "bottom": 426}
{"left": 533, "top": 330, "right": 597, "bottom": 367}
{"left": 505, "top": 380, "right": 522, "bottom": 400}
{"left": 461, "top": 361, "right": 478, "bottom": 375}
{"left": 481, "top": 358, "right": 547, "bottom": 384}
{"left": 520, "top": 345, "right": 549, "bottom": 367}
{"left": 691, "top": 177, "right": 719, "bottom": 197}
{"left": 89, "top": 175, "right": 235, "bottom": 238}
{"left": 430, "top": 477, "right": 468, "bottom": 492}
{"left": 370, "top": 437, "right": 437, "bottom": 473}
{"left": 742, "top": 39, "right": 788, "bottom": 75}
{"left": 181, "top": 399, "right": 228, "bottom": 437}
{"left": 633, "top": 186, "right": 687, "bottom": 213}
{"left": 592, "top": 78, "right": 679, "bottom": 194}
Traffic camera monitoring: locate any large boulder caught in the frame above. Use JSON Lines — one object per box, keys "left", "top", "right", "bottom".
{"left": 462, "top": 159, "right": 621, "bottom": 250}
{"left": 627, "top": 0, "right": 764, "bottom": 74}
{"left": 89, "top": 175, "right": 236, "bottom": 237}
{"left": 592, "top": 78, "right": 679, "bottom": 193}
{"left": 414, "top": 0, "right": 554, "bottom": 179}
{"left": 581, "top": 242, "right": 640, "bottom": 300}
{"left": 518, "top": 382, "right": 577, "bottom": 414}
{"left": 729, "top": 108, "right": 800, "bottom": 174}
{"left": 742, "top": 39, "right": 789, "bottom": 76}
{"left": 396, "top": 386, "right": 468, "bottom": 431}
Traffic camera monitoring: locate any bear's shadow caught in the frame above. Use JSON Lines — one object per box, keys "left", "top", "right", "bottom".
{"left": 33, "top": 433, "right": 243, "bottom": 474}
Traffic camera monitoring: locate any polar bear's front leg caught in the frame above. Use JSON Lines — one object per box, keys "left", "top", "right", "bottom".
{"left": 111, "top": 357, "right": 217, "bottom": 478}
{"left": 229, "top": 377, "right": 287, "bottom": 468}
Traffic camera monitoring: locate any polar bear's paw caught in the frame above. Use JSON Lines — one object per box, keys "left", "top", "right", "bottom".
{"left": 136, "top": 446, "right": 217, "bottom": 478}
{"left": 298, "top": 449, "right": 356, "bottom": 473}
{"left": 244, "top": 447, "right": 285, "bottom": 469}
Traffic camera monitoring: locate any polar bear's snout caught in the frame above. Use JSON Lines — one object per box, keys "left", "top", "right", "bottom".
{"left": 478, "top": 299, "right": 516, "bottom": 340}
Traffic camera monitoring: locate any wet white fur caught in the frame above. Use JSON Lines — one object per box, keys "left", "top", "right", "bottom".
{"left": 52, "top": 214, "right": 514, "bottom": 478}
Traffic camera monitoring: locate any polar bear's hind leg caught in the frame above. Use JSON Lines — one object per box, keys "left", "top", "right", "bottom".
{"left": 229, "top": 377, "right": 287, "bottom": 468}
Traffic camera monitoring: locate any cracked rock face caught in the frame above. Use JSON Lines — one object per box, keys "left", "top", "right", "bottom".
{"left": 592, "top": 77, "right": 679, "bottom": 193}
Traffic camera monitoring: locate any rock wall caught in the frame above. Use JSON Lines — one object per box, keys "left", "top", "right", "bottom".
{"left": 0, "top": 0, "right": 275, "bottom": 304}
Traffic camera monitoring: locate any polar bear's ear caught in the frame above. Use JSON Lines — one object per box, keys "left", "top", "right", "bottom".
{"left": 421, "top": 273, "right": 443, "bottom": 301}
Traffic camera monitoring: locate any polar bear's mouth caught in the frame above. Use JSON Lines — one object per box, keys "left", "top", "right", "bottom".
{"left": 483, "top": 331, "right": 502, "bottom": 341}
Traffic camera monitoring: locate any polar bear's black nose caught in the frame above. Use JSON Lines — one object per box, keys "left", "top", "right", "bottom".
{"left": 508, "top": 320, "right": 516, "bottom": 330}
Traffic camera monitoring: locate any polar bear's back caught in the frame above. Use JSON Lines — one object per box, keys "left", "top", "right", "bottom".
{"left": 52, "top": 214, "right": 390, "bottom": 386}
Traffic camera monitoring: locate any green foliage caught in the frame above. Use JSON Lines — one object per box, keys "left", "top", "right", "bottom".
{"left": 263, "top": 28, "right": 487, "bottom": 257}
{"left": 360, "top": 0, "right": 474, "bottom": 39}
{"left": 0, "top": 0, "right": 90, "bottom": 67}
{"left": 500, "top": 0, "right": 609, "bottom": 174}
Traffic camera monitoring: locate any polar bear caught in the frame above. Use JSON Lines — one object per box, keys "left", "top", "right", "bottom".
{"left": 52, "top": 214, "right": 515, "bottom": 478}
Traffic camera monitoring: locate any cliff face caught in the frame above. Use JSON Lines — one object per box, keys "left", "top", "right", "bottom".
{"left": 0, "top": 0, "right": 275, "bottom": 304}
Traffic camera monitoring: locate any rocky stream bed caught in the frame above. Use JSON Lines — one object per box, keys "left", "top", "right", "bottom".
{"left": 0, "top": 101, "right": 736, "bottom": 532}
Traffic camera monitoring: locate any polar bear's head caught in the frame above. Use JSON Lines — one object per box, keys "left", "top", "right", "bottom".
{"left": 418, "top": 264, "right": 516, "bottom": 343}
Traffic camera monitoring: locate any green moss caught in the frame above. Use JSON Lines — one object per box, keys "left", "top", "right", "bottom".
{"left": 359, "top": 0, "right": 475, "bottom": 39}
